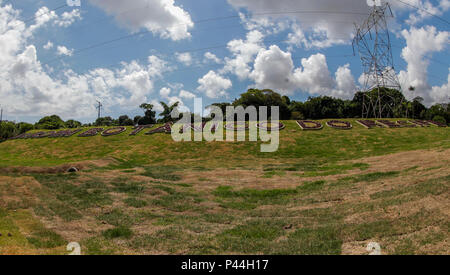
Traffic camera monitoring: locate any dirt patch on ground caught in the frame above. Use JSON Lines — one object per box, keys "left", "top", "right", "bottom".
{"left": 358, "top": 149, "right": 450, "bottom": 173}
{"left": 0, "top": 176, "right": 41, "bottom": 208}
{"left": 181, "top": 148, "right": 450, "bottom": 193}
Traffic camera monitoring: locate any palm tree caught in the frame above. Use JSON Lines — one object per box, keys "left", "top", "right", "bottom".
{"left": 158, "top": 101, "right": 180, "bottom": 123}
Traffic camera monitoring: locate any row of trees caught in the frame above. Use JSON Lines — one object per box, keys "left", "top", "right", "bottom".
{"left": 0, "top": 101, "right": 181, "bottom": 142}
{"left": 1, "top": 88, "right": 448, "bottom": 142}
{"left": 211, "top": 88, "right": 449, "bottom": 124}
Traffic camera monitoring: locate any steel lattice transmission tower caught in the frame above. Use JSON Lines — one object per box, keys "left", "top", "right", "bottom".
{"left": 353, "top": 1, "right": 402, "bottom": 118}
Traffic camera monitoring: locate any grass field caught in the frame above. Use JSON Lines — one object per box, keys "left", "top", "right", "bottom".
{"left": 0, "top": 119, "right": 449, "bottom": 255}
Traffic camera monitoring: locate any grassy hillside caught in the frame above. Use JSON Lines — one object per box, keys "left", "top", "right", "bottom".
{"left": 0, "top": 119, "right": 449, "bottom": 255}
{"left": 0, "top": 119, "right": 449, "bottom": 167}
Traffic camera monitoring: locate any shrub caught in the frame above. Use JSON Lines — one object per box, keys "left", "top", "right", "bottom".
{"left": 35, "top": 115, "right": 65, "bottom": 130}
{"left": 432, "top": 115, "right": 446, "bottom": 125}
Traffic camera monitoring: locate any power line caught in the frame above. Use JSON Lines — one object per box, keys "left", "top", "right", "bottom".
{"left": 391, "top": 44, "right": 450, "bottom": 68}
{"left": 393, "top": 0, "right": 450, "bottom": 25}
{"left": 41, "top": 10, "right": 369, "bottom": 65}
{"left": 1, "top": 2, "right": 69, "bottom": 34}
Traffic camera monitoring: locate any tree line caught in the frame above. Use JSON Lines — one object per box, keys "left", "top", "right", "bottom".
{"left": 210, "top": 88, "right": 449, "bottom": 123}
{"left": 1, "top": 88, "right": 448, "bottom": 142}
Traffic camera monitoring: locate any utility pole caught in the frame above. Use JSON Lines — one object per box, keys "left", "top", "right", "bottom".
{"left": 0, "top": 107, "right": 3, "bottom": 123}
{"left": 96, "top": 100, "right": 103, "bottom": 119}
{"left": 353, "top": 2, "right": 402, "bottom": 118}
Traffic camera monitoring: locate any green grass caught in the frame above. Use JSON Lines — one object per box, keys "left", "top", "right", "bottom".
{"left": 124, "top": 197, "right": 148, "bottom": 208}
{"left": 0, "top": 120, "right": 447, "bottom": 168}
{"left": 102, "top": 226, "right": 133, "bottom": 239}
{"left": 0, "top": 120, "right": 448, "bottom": 255}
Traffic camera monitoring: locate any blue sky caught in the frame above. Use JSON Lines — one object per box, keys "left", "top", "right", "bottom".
{"left": 0, "top": 0, "right": 448, "bottom": 123}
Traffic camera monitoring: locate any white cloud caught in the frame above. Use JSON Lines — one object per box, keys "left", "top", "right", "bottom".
{"left": 56, "top": 45, "right": 74, "bottom": 56}
{"left": 55, "top": 9, "right": 82, "bottom": 27}
{"left": 222, "top": 30, "right": 265, "bottom": 80}
{"left": 159, "top": 87, "right": 171, "bottom": 98}
{"left": 157, "top": 86, "right": 188, "bottom": 112}
{"left": 0, "top": 4, "right": 171, "bottom": 120}
{"left": 250, "top": 45, "right": 357, "bottom": 98}
{"left": 89, "top": 0, "right": 194, "bottom": 41}
{"left": 398, "top": 25, "right": 449, "bottom": 105}
{"left": 43, "top": 41, "right": 54, "bottom": 50}
{"left": 179, "top": 90, "right": 195, "bottom": 99}
{"left": 204, "top": 52, "right": 222, "bottom": 64}
{"left": 176, "top": 52, "right": 193, "bottom": 66}
{"left": 197, "top": 71, "right": 232, "bottom": 99}
{"left": 227, "top": 0, "right": 369, "bottom": 48}
{"left": 28, "top": 6, "right": 58, "bottom": 33}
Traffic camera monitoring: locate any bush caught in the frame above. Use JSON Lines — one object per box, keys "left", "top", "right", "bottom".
{"left": 432, "top": 115, "right": 447, "bottom": 125}
{"left": 65, "top": 120, "right": 82, "bottom": 128}
{"left": 16, "top": 122, "right": 34, "bottom": 134}
{"left": 35, "top": 115, "right": 65, "bottom": 130}
{"left": 291, "top": 111, "right": 304, "bottom": 120}
{"left": 0, "top": 122, "right": 17, "bottom": 141}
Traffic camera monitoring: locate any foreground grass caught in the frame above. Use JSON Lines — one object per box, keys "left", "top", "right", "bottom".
{"left": 0, "top": 120, "right": 448, "bottom": 254}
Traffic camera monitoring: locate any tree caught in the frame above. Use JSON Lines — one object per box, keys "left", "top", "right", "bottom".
{"left": 158, "top": 101, "right": 179, "bottom": 123}
{"left": 16, "top": 122, "right": 34, "bottom": 134}
{"left": 35, "top": 115, "right": 65, "bottom": 130}
{"left": 232, "top": 89, "right": 291, "bottom": 120}
{"left": 426, "top": 104, "right": 449, "bottom": 124}
{"left": 410, "top": 97, "right": 426, "bottom": 119}
{"left": 65, "top": 119, "right": 82, "bottom": 128}
{"left": 94, "top": 116, "right": 114, "bottom": 126}
{"left": 118, "top": 115, "right": 134, "bottom": 126}
{"left": 133, "top": 116, "right": 142, "bottom": 125}
{"left": 138, "top": 103, "right": 156, "bottom": 125}
{"left": 0, "top": 121, "right": 17, "bottom": 141}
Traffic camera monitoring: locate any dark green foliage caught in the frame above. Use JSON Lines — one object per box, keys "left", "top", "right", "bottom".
{"left": 232, "top": 89, "right": 291, "bottom": 120}
{"left": 138, "top": 103, "right": 157, "bottom": 125}
{"left": 158, "top": 101, "right": 180, "bottom": 123}
{"left": 35, "top": 115, "right": 65, "bottom": 130}
{"left": 0, "top": 121, "right": 17, "bottom": 141}
{"left": 95, "top": 116, "right": 114, "bottom": 126}
{"left": 65, "top": 119, "right": 82, "bottom": 128}
{"left": 118, "top": 115, "right": 134, "bottom": 126}
{"left": 102, "top": 226, "right": 133, "bottom": 239}
{"left": 210, "top": 88, "right": 449, "bottom": 121}
{"left": 432, "top": 115, "right": 446, "bottom": 125}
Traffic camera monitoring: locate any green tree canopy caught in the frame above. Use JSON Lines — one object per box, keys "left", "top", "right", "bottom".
{"left": 65, "top": 119, "right": 82, "bottom": 128}
{"left": 138, "top": 103, "right": 157, "bottom": 125}
{"left": 158, "top": 101, "right": 180, "bottom": 123}
{"left": 35, "top": 115, "right": 65, "bottom": 130}
{"left": 232, "top": 89, "right": 291, "bottom": 120}
{"left": 118, "top": 115, "right": 134, "bottom": 126}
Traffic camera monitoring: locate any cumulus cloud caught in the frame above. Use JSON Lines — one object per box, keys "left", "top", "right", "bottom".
{"left": 197, "top": 71, "right": 232, "bottom": 99}
{"left": 27, "top": 6, "right": 58, "bottom": 33}
{"left": 56, "top": 45, "right": 74, "bottom": 56}
{"left": 158, "top": 87, "right": 188, "bottom": 111}
{"left": 221, "top": 30, "right": 265, "bottom": 80}
{"left": 43, "top": 41, "right": 54, "bottom": 50}
{"left": 204, "top": 52, "right": 222, "bottom": 64}
{"left": 249, "top": 45, "right": 357, "bottom": 98}
{"left": 55, "top": 9, "right": 82, "bottom": 27}
{"left": 398, "top": 25, "right": 449, "bottom": 105}
{"left": 227, "top": 0, "right": 370, "bottom": 48}
{"left": 0, "top": 4, "right": 171, "bottom": 120}
{"left": 179, "top": 90, "right": 195, "bottom": 99}
{"left": 176, "top": 52, "right": 193, "bottom": 66}
{"left": 89, "top": 0, "right": 194, "bottom": 41}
